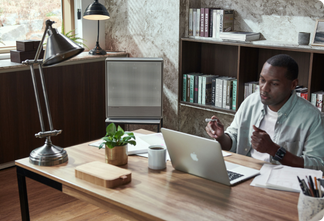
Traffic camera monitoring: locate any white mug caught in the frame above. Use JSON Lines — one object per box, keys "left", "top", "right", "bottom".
{"left": 148, "top": 145, "right": 166, "bottom": 170}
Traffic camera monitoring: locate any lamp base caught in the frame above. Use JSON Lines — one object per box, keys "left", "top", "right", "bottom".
{"left": 29, "top": 138, "right": 68, "bottom": 166}
{"left": 89, "top": 43, "right": 106, "bottom": 55}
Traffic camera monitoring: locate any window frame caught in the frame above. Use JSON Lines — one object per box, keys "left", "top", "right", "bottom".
{"left": 0, "top": 0, "right": 74, "bottom": 54}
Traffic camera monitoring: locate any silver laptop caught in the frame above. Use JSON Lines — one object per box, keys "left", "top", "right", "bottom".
{"left": 161, "top": 128, "right": 260, "bottom": 186}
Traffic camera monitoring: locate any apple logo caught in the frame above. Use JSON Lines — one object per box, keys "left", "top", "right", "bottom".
{"left": 190, "top": 152, "right": 199, "bottom": 161}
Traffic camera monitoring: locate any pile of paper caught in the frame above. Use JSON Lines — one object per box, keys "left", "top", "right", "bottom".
{"left": 251, "top": 164, "right": 323, "bottom": 192}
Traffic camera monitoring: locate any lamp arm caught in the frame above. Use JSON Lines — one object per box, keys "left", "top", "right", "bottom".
{"left": 34, "top": 20, "right": 55, "bottom": 62}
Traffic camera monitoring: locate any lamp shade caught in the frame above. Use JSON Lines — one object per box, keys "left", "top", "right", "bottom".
{"left": 43, "top": 28, "right": 84, "bottom": 67}
{"left": 83, "top": 0, "right": 110, "bottom": 20}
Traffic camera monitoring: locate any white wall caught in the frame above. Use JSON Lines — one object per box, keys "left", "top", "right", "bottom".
{"left": 74, "top": 0, "right": 106, "bottom": 51}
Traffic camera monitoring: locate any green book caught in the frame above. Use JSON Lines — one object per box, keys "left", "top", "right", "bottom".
{"left": 188, "top": 73, "right": 202, "bottom": 103}
{"left": 183, "top": 74, "right": 187, "bottom": 102}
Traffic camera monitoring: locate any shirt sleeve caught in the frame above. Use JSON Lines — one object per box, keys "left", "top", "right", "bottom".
{"left": 302, "top": 114, "right": 324, "bottom": 172}
{"left": 225, "top": 100, "right": 246, "bottom": 153}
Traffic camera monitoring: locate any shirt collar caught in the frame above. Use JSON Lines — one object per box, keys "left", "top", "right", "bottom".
{"left": 260, "top": 90, "right": 297, "bottom": 117}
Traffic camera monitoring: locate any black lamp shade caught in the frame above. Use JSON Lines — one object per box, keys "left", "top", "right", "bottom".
{"left": 83, "top": 0, "right": 110, "bottom": 20}
{"left": 43, "top": 28, "right": 84, "bottom": 66}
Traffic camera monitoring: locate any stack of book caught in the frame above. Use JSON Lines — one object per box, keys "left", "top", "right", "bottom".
{"left": 188, "top": 8, "right": 234, "bottom": 39}
{"left": 310, "top": 91, "right": 324, "bottom": 112}
{"left": 295, "top": 86, "right": 308, "bottom": 100}
{"left": 244, "top": 81, "right": 259, "bottom": 99}
{"left": 219, "top": 31, "right": 261, "bottom": 41}
{"left": 183, "top": 73, "right": 237, "bottom": 111}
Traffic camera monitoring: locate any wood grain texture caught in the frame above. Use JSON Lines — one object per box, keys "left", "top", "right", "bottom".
{"left": 75, "top": 161, "right": 132, "bottom": 188}
{"left": 15, "top": 129, "right": 299, "bottom": 221}
{"left": 0, "top": 61, "right": 106, "bottom": 164}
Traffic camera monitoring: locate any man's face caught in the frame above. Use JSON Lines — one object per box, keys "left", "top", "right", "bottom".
{"left": 259, "top": 62, "right": 298, "bottom": 112}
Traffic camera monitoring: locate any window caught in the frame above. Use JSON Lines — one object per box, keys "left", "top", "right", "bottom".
{"left": 0, "top": 0, "right": 74, "bottom": 54}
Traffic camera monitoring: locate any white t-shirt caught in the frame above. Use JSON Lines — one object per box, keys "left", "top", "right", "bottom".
{"left": 251, "top": 106, "right": 278, "bottom": 162}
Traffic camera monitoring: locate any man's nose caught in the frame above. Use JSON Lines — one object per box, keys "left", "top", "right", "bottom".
{"left": 261, "top": 82, "right": 270, "bottom": 92}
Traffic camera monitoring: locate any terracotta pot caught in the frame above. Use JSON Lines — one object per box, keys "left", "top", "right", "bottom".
{"left": 105, "top": 145, "right": 128, "bottom": 166}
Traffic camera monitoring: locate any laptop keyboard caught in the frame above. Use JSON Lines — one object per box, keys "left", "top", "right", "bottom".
{"left": 227, "top": 171, "right": 244, "bottom": 181}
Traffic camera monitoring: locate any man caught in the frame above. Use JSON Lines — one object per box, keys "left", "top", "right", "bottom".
{"left": 206, "top": 54, "right": 324, "bottom": 172}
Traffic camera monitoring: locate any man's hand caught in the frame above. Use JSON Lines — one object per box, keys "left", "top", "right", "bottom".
{"left": 205, "top": 116, "right": 225, "bottom": 139}
{"left": 251, "top": 125, "right": 279, "bottom": 156}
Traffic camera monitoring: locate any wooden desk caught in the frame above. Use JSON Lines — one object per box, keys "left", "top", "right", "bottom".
{"left": 15, "top": 130, "right": 299, "bottom": 221}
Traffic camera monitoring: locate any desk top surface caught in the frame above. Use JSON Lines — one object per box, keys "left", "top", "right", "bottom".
{"left": 15, "top": 129, "right": 299, "bottom": 221}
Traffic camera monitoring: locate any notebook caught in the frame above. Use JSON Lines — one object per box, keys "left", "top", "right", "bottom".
{"left": 161, "top": 128, "right": 260, "bottom": 186}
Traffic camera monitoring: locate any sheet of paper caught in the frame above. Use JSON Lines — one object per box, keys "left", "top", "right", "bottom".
{"left": 251, "top": 164, "right": 323, "bottom": 192}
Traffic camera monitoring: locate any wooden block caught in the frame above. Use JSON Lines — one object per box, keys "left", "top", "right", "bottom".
{"left": 16, "top": 40, "right": 41, "bottom": 51}
{"left": 10, "top": 49, "right": 44, "bottom": 63}
{"left": 75, "top": 161, "right": 132, "bottom": 188}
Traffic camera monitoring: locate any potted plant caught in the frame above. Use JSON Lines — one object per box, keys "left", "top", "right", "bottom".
{"left": 99, "top": 123, "right": 136, "bottom": 166}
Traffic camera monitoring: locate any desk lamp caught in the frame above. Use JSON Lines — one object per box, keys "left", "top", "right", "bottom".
{"left": 83, "top": 0, "right": 110, "bottom": 55}
{"left": 23, "top": 20, "right": 84, "bottom": 166}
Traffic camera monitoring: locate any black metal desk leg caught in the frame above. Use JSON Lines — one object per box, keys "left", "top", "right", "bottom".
{"left": 17, "top": 167, "right": 30, "bottom": 221}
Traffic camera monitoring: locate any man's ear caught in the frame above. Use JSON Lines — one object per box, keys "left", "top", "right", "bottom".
{"left": 291, "top": 79, "right": 298, "bottom": 90}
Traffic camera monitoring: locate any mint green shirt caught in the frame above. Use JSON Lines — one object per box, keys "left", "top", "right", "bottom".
{"left": 225, "top": 90, "right": 324, "bottom": 172}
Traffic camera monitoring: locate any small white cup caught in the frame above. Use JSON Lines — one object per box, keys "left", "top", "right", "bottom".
{"left": 148, "top": 145, "right": 166, "bottom": 170}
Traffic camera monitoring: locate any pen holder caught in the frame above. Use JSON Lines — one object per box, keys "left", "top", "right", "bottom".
{"left": 298, "top": 191, "right": 324, "bottom": 221}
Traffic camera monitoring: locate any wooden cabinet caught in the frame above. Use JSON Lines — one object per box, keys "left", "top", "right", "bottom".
{"left": 0, "top": 61, "right": 107, "bottom": 165}
{"left": 179, "top": 37, "right": 324, "bottom": 113}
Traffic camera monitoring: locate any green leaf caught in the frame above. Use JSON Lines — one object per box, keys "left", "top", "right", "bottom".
{"left": 106, "top": 123, "right": 116, "bottom": 136}
{"left": 99, "top": 143, "right": 105, "bottom": 149}
{"left": 128, "top": 140, "right": 136, "bottom": 146}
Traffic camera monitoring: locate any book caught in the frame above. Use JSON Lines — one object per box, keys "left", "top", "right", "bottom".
{"left": 194, "top": 75, "right": 200, "bottom": 103}
{"left": 316, "top": 91, "right": 324, "bottom": 112}
{"left": 188, "top": 8, "right": 193, "bottom": 36}
{"left": 222, "top": 78, "right": 235, "bottom": 109}
{"left": 183, "top": 74, "right": 187, "bottom": 101}
{"left": 295, "top": 87, "right": 308, "bottom": 98}
{"left": 311, "top": 91, "right": 324, "bottom": 106}
{"left": 211, "top": 77, "right": 217, "bottom": 106}
{"left": 220, "top": 31, "right": 261, "bottom": 41}
{"left": 204, "top": 8, "right": 209, "bottom": 37}
{"left": 200, "top": 8, "right": 205, "bottom": 37}
{"left": 224, "top": 77, "right": 235, "bottom": 108}
{"left": 188, "top": 73, "right": 202, "bottom": 103}
{"left": 244, "top": 81, "right": 258, "bottom": 99}
{"left": 201, "top": 75, "right": 219, "bottom": 105}
{"left": 187, "top": 73, "right": 191, "bottom": 102}
{"left": 211, "top": 9, "right": 217, "bottom": 38}
{"left": 215, "top": 76, "right": 228, "bottom": 108}
{"left": 196, "top": 8, "right": 200, "bottom": 37}
{"left": 192, "top": 9, "right": 197, "bottom": 37}
{"left": 198, "top": 75, "right": 203, "bottom": 104}
{"left": 208, "top": 8, "right": 219, "bottom": 38}
{"left": 214, "top": 9, "right": 234, "bottom": 38}
{"left": 232, "top": 79, "right": 237, "bottom": 111}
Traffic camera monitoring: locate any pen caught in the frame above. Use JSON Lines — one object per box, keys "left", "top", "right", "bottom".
{"left": 302, "top": 179, "right": 311, "bottom": 196}
{"left": 314, "top": 177, "right": 319, "bottom": 197}
{"left": 205, "top": 118, "right": 219, "bottom": 123}
{"left": 306, "top": 176, "right": 315, "bottom": 197}
{"left": 297, "top": 176, "right": 308, "bottom": 195}
{"left": 318, "top": 178, "right": 322, "bottom": 198}
{"left": 309, "top": 175, "right": 318, "bottom": 197}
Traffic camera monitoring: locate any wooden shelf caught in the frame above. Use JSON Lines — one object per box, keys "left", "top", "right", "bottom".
{"left": 179, "top": 37, "right": 324, "bottom": 113}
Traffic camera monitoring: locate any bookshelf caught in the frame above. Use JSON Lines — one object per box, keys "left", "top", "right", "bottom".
{"left": 179, "top": 37, "right": 324, "bottom": 116}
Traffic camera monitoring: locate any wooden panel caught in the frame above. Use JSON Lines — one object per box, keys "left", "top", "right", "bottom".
{"left": 201, "top": 43, "right": 238, "bottom": 77}
{"left": 238, "top": 46, "right": 259, "bottom": 107}
{"left": 0, "top": 61, "right": 106, "bottom": 164}
{"left": 311, "top": 53, "right": 324, "bottom": 92}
